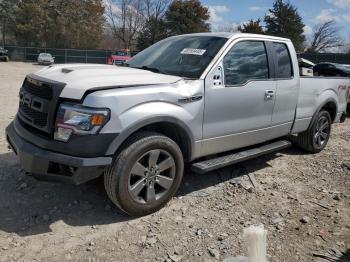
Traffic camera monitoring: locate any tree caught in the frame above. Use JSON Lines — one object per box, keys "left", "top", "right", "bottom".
{"left": 307, "top": 20, "right": 344, "bottom": 53}
{"left": 15, "top": 0, "right": 51, "bottom": 47}
{"left": 105, "top": 0, "right": 144, "bottom": 49}
{"left": 238, "top": 19, "right": 264, "bottom": 34}
{"left": 264, "top": 0, "right": 305, "bottom": 51}
{"left": 0, "top": 0, "right": 19, "bottom": 46}
{"left": 15, "top": 0, "right": 105, "bottom": 48}
{"left": 165, "top": 0, "right": 210, "bottom": 36}
{"left": 137, "top": 16, "right": 168, "bottom": 50}
{"left": 143, "top": 0, "right": 171, "bottom": 20}
{"left": 136, "top": 0, "right": 170, "bottom": 50}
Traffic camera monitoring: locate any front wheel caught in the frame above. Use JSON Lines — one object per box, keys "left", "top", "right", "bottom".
{"left": 291, "top": 110, "right": 332, "bottom": 153}
{"left": 104, "top": 132, "right": 184, "bottom": 216}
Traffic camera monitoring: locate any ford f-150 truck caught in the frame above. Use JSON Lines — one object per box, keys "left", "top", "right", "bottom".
{"left": 6, "top": 33, "right": 349, "bottom": 216}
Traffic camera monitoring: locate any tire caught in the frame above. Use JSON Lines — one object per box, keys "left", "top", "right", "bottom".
{"left": 104, "top": 132, "right": 184, "bottom": 216}
{"left": 291, "top": 110, "right": 332, "bottom": 153}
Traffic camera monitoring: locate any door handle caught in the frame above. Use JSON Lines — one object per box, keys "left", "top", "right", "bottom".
{"left": 264, "top": 90, "right": 275, "bottom": 100}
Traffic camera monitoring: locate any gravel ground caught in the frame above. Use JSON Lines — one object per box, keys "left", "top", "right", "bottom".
{"left": 0, "top": 62, "right": 349, "bottom": 262}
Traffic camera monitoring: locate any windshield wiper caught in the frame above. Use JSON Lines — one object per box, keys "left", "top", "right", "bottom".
{"left": 135, "top": 65, "right": 165, "bottom": 74}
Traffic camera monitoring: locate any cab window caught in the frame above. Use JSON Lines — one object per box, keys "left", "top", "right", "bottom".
{"left": 273, "top": 42, "right": 293, "bottom": 79}
{"left": 223, "top": 41, "right": 269, "bottom": 86}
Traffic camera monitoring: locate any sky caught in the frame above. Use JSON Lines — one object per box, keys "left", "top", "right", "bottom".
{"left": 202, "top": 0, "right": 350, "bottom": 40}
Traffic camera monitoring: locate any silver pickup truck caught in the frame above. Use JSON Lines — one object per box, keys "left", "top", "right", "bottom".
{"left": 6, "top": 33, "right": 349, "bottom": 216}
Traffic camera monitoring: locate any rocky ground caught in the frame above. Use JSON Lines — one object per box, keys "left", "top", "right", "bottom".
{"left": 0, "top": 62, "right": 349, "bottom": 262}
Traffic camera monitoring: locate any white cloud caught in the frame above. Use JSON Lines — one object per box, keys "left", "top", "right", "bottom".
{"left": 303, "top": 25, "right": 313, "bottom": 36}
{"left": 343, "top": 14, "right": 350, "bottom": 22}
{"left": 208, "top": 5, "right": 230, "bottom": 28}
{"left": 315, "top": 9, "right": 337, "bottom": 23}
{"left": 249, "top": 6, "right": 262, "bottom": 11}
{"left": 328, "top": 0, "right": 350, "bottom": 8}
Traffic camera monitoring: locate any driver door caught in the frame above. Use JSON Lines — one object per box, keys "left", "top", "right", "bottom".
{"left": 201, "top": 40, "right": 276, "bottom": 156}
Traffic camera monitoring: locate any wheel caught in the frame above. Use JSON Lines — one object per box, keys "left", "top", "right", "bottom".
{"left": 291, "top": 110, "right": 332, "bottom": 153}
{"left": 104, "top": 132, "right": 184, "bottom": 216}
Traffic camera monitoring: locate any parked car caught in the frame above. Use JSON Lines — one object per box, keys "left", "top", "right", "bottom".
{"left": 107, "top": 49, "right": 131, "bottom": 65}
{"left": 37, "top": 53, "right": 54, "bottom": 65}
{"left": 6, "top": 33, "right": 349, "bottom": 216}
{"left": 0, "top": 47, "right": 9, "bottom": 62}
{"left": 313, "top": 62, "right": 350, "bottom": 77}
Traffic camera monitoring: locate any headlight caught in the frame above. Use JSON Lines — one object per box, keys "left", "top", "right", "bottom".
{"left": 54, "top": 103, "right": 110, "bottom": 142}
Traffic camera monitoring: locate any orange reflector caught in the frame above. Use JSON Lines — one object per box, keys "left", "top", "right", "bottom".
{"left": 91, "top": 114, "right": 105, "bottom": 125}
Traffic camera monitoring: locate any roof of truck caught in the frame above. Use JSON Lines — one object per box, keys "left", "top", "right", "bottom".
{"left": 174, "top": 32, "right": 291, "bottom": 42}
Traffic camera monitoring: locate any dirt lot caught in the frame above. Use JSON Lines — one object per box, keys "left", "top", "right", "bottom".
{"left": 0, "top": 62, "right": 349, "bottom": 262}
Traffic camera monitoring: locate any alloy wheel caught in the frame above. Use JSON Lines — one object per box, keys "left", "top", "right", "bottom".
{"left": 128, "top": 149, "right": 176, "bottom": 204}
{"left": 314, "top": 115, "right": 330, "bottom": 147}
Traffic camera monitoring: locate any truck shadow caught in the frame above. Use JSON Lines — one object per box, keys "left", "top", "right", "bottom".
{"left": 0, "top": 147, "right": 300, "bottom": 236}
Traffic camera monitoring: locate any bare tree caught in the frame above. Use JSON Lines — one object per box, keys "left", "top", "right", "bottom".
{"left": 143, "top": 0, "right": 170, "bottom": 20}
{"left": 105, "top": 0, "right": 144, "bottom": 49}
{"left": 104, "top": 0, "right": 169, "bottom": 49}
{"left": 307, "top": 20, "right": 344, "bottom": 52}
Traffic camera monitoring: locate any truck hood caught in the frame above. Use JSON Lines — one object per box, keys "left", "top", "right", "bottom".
{"left": 34, "top": 64, "right": 182, "bottom": 100}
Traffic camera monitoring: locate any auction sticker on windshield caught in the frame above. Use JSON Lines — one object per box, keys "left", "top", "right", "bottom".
{"left": 181, "top": 48, "right": 206, "bottom": 56}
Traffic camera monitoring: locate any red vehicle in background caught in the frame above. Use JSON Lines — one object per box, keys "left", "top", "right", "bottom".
{"left": 108, "top": 49, "right": 131, "bottom": 65}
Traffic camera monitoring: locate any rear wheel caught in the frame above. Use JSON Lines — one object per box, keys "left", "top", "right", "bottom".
{"left": 104, "top": 132, "right": 184, "bottom": 216}
{"left": 291, "top": 110, "right": 332, "bottom": 153}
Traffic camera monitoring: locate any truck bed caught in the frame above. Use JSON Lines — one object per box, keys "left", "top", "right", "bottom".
{"left": 292, "top": 76, "right": 350, "bottom": 133}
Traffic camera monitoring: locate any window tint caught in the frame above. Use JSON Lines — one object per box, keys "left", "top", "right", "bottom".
{"left": 273, "top": 42, "right": 293, "bottom": 78}
{"left": 223, "top": 41, "right": 269, "bottom": 86}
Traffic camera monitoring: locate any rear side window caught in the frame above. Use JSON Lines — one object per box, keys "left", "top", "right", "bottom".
{"left": 273, "top": 42, "right": 293, "bottom": 78}
{"left": 223, "top": 41, "right": 269, "bottom": 86}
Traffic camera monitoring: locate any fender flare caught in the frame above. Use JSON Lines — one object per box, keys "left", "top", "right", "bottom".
{"left": 105, "top": 116, "right": 195, "bottom": 158}
{"left": 308, "top": 97, "right": 338, "bottom": 129}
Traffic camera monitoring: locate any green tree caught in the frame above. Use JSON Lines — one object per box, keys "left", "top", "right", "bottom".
{"left": 15, "top": 0, "right": 105, "bottom": 48}
{"left": 137, "top": 16, "right": 168, "bottom": 50}
{"left": 165, "top": 0, "right": 210, "bottom": 36}
{"left": 264, "top": 0, "right": 305, "bottom": 51}
{"left": 0, "top": 0, "right": 19, "bottom": 46}
{"left": 238, "top": 19, "right": 264, "bottom": 34}
{"left": 15, "top": 0, "right": 51, "bottom": 46}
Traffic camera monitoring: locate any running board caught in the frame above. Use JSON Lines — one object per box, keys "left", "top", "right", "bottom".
{"left": 192, "top": 140, "right": 291, "bottom": 174}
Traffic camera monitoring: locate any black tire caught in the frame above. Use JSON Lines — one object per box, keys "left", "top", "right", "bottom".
{"left": 291, "top": 110, "right": 332, "bottom": 153}
{"left": 104, "top": 132, "right": 184, "bottom": 216}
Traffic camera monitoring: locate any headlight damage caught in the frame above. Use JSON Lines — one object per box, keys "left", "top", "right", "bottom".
{"left": 54, "top": 103, "right": 110, "bottom": 142}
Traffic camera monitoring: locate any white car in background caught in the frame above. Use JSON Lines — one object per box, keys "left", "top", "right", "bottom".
{"left": 37, "top": 53, "right": 54, "bottom": 65}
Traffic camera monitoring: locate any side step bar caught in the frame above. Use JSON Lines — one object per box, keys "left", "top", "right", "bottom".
{"left": 192, "top": 140, "right": 291, "bottom": 174}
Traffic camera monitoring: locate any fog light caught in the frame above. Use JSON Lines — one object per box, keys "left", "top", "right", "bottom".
{"left": 54, "top": 127, "right": 73, "bottom": 142}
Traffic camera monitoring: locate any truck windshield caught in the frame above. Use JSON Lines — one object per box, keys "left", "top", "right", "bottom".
{"left": 127, "top": 36, "right": 228, "bottom": 79}
{"left": 113, "top": 51, "right": 128, "bottom": 56}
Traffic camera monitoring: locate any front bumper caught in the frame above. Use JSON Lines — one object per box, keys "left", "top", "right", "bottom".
{"left": 6, "top": 122, "right": 112, "bottom": 185}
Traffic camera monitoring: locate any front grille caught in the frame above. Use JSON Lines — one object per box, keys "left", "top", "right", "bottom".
{"left": 17, "top": 75, "right": 65, "bottom": 134}
{"left": 22, "top": 79, "right": 53, "bottom": 100}
{"left": 19, "top": 104, "right": 48, "bottom": 127}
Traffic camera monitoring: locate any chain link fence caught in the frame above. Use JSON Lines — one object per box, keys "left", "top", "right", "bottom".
{"left": 4, "top": 46, "right": 350, "bottom": 65}
{"left": 298, "top": 53, "right": 350, "bottom": 65}
{"left": 4, "top": 46, "right": 140, "bottom": 64}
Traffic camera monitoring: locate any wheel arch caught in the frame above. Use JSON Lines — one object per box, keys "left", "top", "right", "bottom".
{"left": 105, "top": 117, "right": 195, "bottom": 162}
{"left": 309, "top": 98, "right": 338, "bottom": 129}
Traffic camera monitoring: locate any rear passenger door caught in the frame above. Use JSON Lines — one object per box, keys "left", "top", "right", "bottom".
{"left": 270, "top": 41, "right": 299, "bottom": 133}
